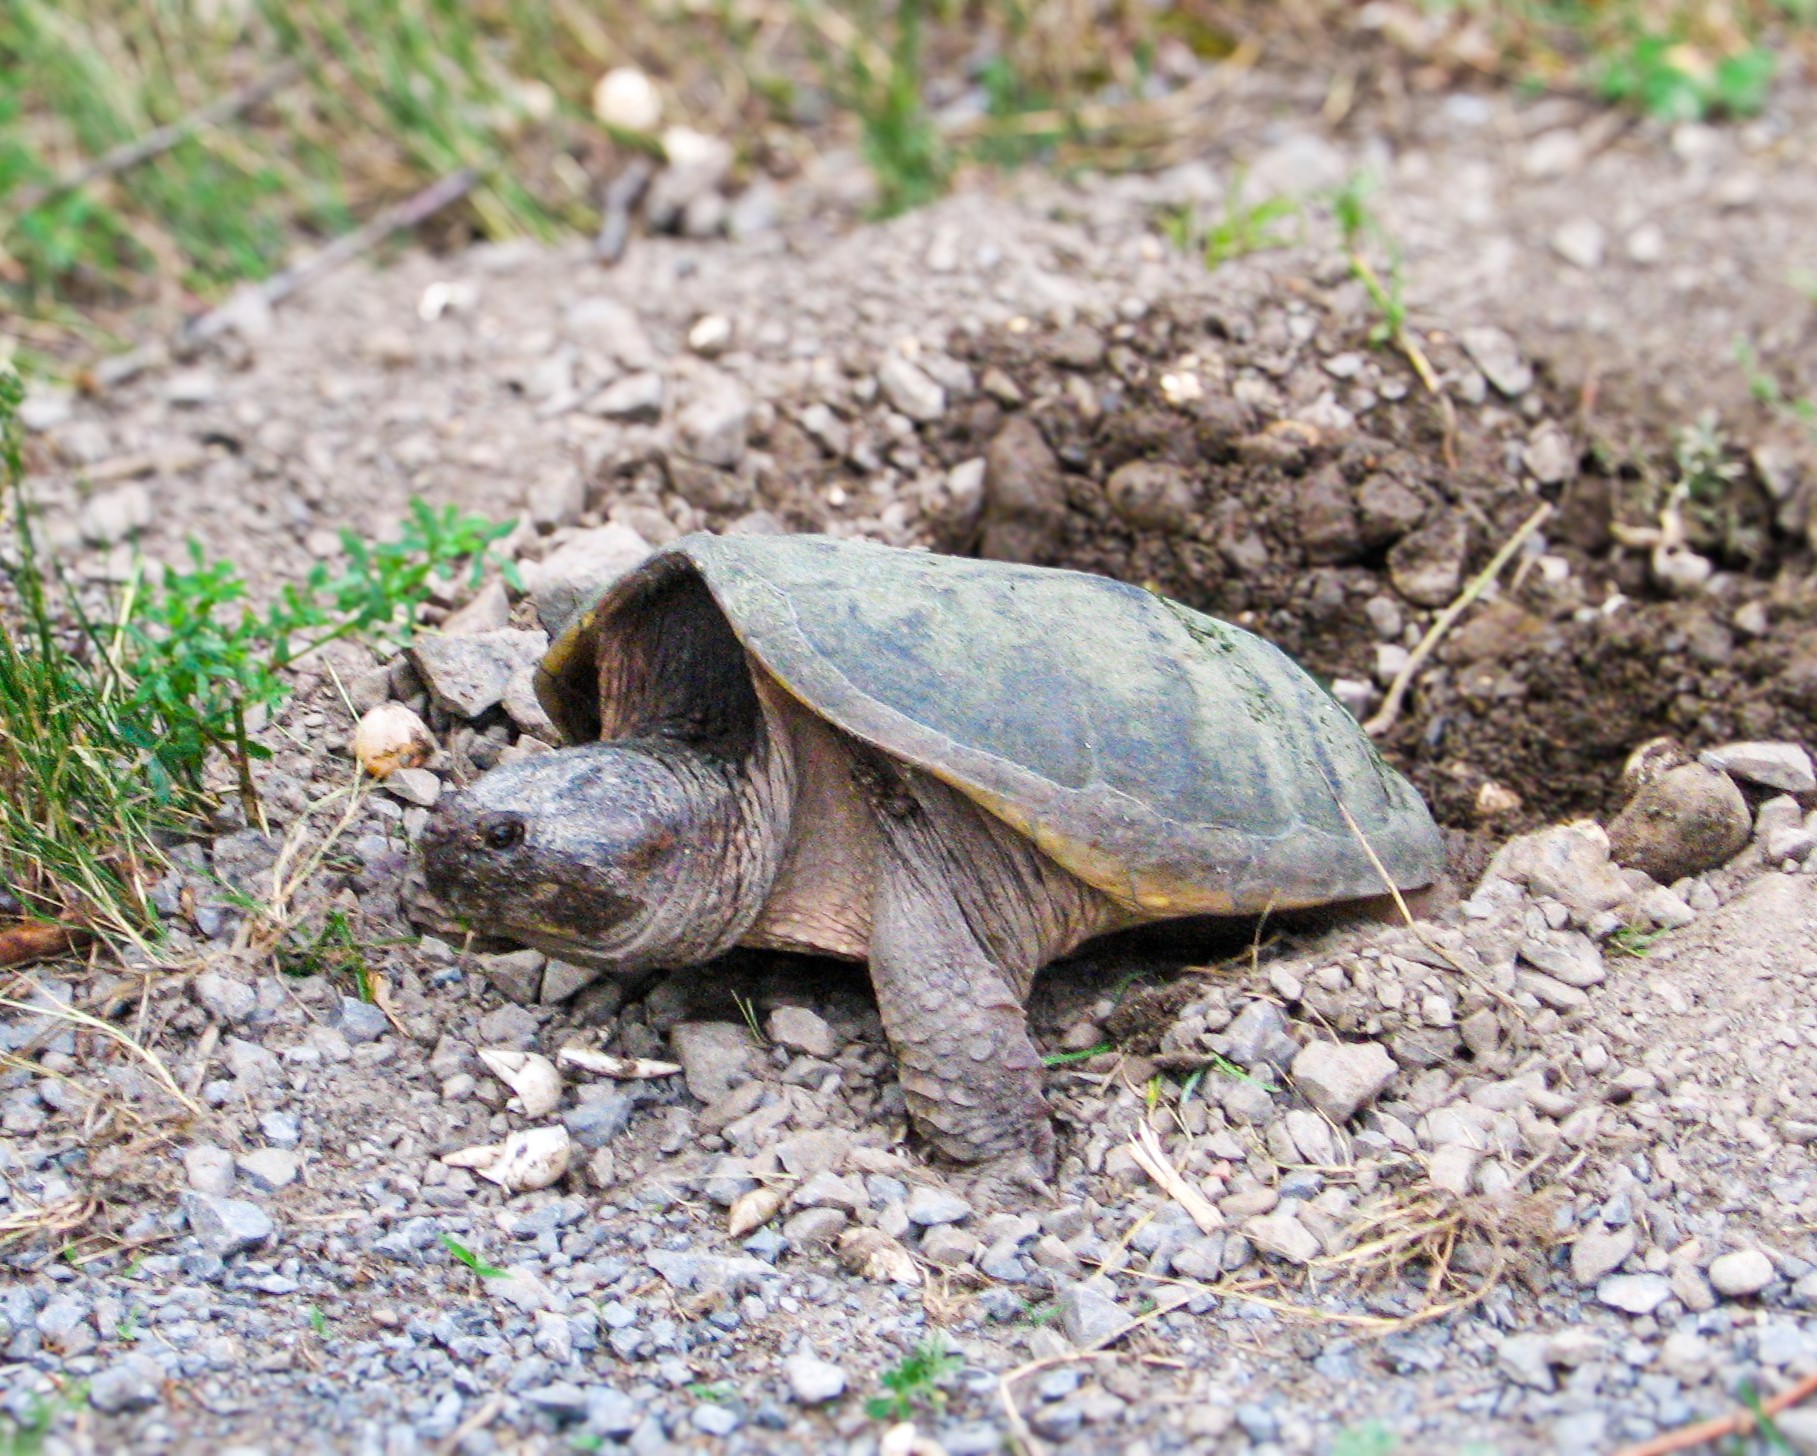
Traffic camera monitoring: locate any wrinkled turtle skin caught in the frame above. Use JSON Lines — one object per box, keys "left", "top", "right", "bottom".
{"left": 425, "top": 533, "right": 1443, "bottom": 1197}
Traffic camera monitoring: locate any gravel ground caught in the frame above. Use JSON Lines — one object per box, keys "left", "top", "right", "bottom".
{"left": 5, "top": 60, "right": 1817, "bottom": 1456}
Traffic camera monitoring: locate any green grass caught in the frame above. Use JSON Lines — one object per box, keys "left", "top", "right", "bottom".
{"left": 1608, "top": 924, "right": 1670, "bottom": 957}
{"left": 1160, "top": 170, "right": 1302, "bottom": 270}
{"left": 865, "top": 1335, "right": 962, "bottom": 1423}
{"left": 0, "top": 0, "right": 591, "bottom": 310}
{"left": 0, "top": 362, "right": 512, "bottom": 945}
{"left": 1042, "top": 1041, "right": 1112, "bottom": 1067}
{"left": 1331, "top": 174, "right": 1408, "bottom": 350}
{"left": 1411, "top": 1, "right": 1799, "bottom": 122}
{"left": 441, "top": 1234, "right": 507, "bottom": 1279}
{"left": 280, "top": 908, "right": 374, "bottom": 997}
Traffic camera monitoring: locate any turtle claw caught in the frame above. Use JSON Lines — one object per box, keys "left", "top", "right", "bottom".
{"left": 954, "top": 1148, "right": 1056, "bottom": 1213}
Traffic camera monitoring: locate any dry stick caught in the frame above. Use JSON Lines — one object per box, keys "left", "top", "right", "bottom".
{"left": 1612, "top": 1367, "right": 1817, "bottom": 1456}
{"left": 433, "top": 1391, "right": 504, "bottom": 1456}
{"left": 182, "top": 167, "right": 478, "bottom": 345}
{"left": 999, "top": 1346, "right": 1188, "bottom": 1456}
{"left": 8, "top": 61, "right": 306, "bottom": 218}
{"left": 1364, "top": 501, "right": 1554, "bottom": 739}
{"left": 0, "top": 991, "right": 202, "bottom": 1117}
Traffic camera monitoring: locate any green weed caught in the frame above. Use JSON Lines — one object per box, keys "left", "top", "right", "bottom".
{"left": 817, "top": 0, "right": 950, "bottom": 217}
{"left": 307, "top": 1305, "right": 329, "bottom": 1336}
{"left": 1737, "top": 1380, "right": 1795, "bottom": 1454}
{"left": 441, "top": 1233, "right": 507, "bottom": 1278}
{"left": 0, "top": 1395, "right": 52, "bottom": 1456}
{"left": 0, "top": 367, "right": 184, "bottom": 944}
{"left": 1608, "top": 924, "right": 1668, "bottom": 958}
{"left": 121, "top": 497, "right": 514, "bottom": 811}
{"left": 279, "top": 908, "right": 374, "bottom": 998}
{"left": 1331, "top": 1423, "right": 1397, "bottom": 1456}
{"left": 1042, "top": 1042, "right": 1111, "bottom": 1067}
{"left": 1737, "top": 338, "right": 1817, "bottom": 434}
{"left": 1162, "top": 171, "right": 1301, "bottom": 270}
{"left": 865, "top": 1335, "right": 962, "bottom": 1423}
{"left": 1595, "top": 32, "right": 1774, "bottom": 120}
{"left": 2, "top": 366, "right": 513, "bottom": 939}
{"left": 687, "top": 1382, "right": 735, "bottom": 1403}
{"left": 1332, "top": 174, "right": 1407, "bottom": 348}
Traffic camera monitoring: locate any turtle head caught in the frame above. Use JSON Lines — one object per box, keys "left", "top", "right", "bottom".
{"left": 422, "top": 742, "right": 765, "bottom": 972}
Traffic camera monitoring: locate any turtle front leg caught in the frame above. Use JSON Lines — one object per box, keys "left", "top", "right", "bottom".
{"left": 867, "top": 853, "right": 1056, "bottom": 1189}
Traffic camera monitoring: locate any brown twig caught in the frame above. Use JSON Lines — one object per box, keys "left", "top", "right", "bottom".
{"left": 433, "top": 1391, "right": 504, "bottom": 1456}
{"left": 1364, "top": 502, "right": 1553, "bottom": 739}
{"left": 181, "top": 167, "right": 478, "bottom": 345}
{"left": 1611, "top": 1368, "right": 1817, "bottom": 1456}
{"left": 8, "top": 61, "right": 306, "bottom": 218}
{"left": 0, "top": 922, "right": 89, "bottom": 968}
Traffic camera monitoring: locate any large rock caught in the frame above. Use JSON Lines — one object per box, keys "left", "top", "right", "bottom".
{"left": 783, "top": 1352, "right": 848, "bottom": 1404}
{"left": 182, "top": 1192, "right": 274, "bottom": 1257}
{"left": 1056, "top": 1281, "right": 1133, "bottom": 1348}
{"left": 1387, "top": 512, "right": 1468, "bottom": 607}
{"left": 670, "top": 1021, "right": 756, "bottom": 1104}
{"left": 410, "top": 630, "right": 548, "bottom": 719}
{"left": 1105, "top": 460, "right": 1198, "bottom": 534}
{"left": 1291, "top": 1038, "right": 1397, "bottom": 1122}
{"left": 1607, "top": 763, "right": 1750, "bottom": 884}
{"left": 675, "top": 373, "right": 753, "bottom": 468}
{"left": 523, "top": 523, "right": 653, "bottom": 636}
{"left": 877, "top": 354, "right": 946, "bottom": 423}
{"left": 1700, "top": 741, "right": 1816, "bottom": 794}
{"left": 980, "top": 416, "right": 1066, "bottom": 564}
{"left": 1484, "top": 822, "right": 1631, "bottom": 923}
{"left": 89, "top": 1353, "right": 166, "bottom": 1413}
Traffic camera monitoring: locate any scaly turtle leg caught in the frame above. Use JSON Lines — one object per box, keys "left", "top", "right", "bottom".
{"left": 861, "top": 759, "right": 1061, "bottom": 1201}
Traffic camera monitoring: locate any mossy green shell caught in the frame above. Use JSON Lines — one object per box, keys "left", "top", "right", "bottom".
{"left": 538, "top": 533, "right": 1444, "bottom": 914}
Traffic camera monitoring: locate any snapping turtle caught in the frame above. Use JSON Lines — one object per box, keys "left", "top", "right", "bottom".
{"left": 423, "top": 533, "right": 1442, "bottom": 1188}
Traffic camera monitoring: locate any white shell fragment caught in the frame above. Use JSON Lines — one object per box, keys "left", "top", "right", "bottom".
{"left": 556, "top": 1045, "right": 682, "bottom": 1080}
{"left": 478, "top": 1050, "right": 563, "bottom": 1118}
{"left": 592, "top": 66, "right": 662, "bottom": 132}
{"left": 443, "top": 1126, "right": 572, "bottom": 1192}
{"left": 727, "top": 1186, "right": 786, "bottom": 1238}
{"left": 837, "top": 1227, "right": 921, "bottom": 1286}
{"left": 352, "top": 703, "right": 434, "bottom": 779}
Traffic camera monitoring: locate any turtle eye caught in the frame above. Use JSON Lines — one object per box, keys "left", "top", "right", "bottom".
{"left": 481, "top": 816, "right": 526, "bottom": 851}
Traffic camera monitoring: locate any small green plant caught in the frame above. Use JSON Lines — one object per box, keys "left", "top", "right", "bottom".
{"left": 0, "top": 1393, "right": 53, "bottom": 1456}
{"left": 1331, "top": 1422, "right": 1397, "bottom": 1456}
{"left": 1737, "top": 1379, "right": 1795, "bottom": 1454}
{"left": 0, "top": 368, "right": 185, "bottom": 944}
{"left": 1738, "top": 338, "right": 1817, "bottom": 434}
{"left": 687, "top": 1382, "right": 734, "bottom": 1403}
{"left": 441, "top": 1234, "right": 507, "bottom": 1279}
{"left": 123, "top": 497, "right": 515, "bottom": 810}
{"left": 2, "top": 363, "right": 514, "bottom": 940}
{"left": 1161, "top": 171, "right": 1301, "bottom": 270}
{"left": 1332, "top": 174, "right": 1406, "bottom": 348}
{"left": 1675, "top": 412, "right": 1745, "bottom": 508}
{"left": 1608, "top": 924, "right": 1669, "bottom": 958}
{"left": 307, "top": 1305, "right": 329, "bottom": 1336}
{"left": 865, "top": 1335, "right": 962, "bottom": 1423}
{"left": 812, "top": 0, "right": 950, "bottom": 218}
{"left": 1042, "top": 1042, "right": 1111, "bottom": 1067}
{"left": 280, "top": 909, "right": 374, "bottom": 999}
{"left": 1596, "top": 33, "right": 1774, "bottom": 121}
{"left": 1208, "top": 1050, "right": 1268, "bottom": 1088}
{"left": 114, "top": 1306, "right": 142, "bottom": 1341}
{"left": 732, "top": 991, "right": 766, "bottom": 1044}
